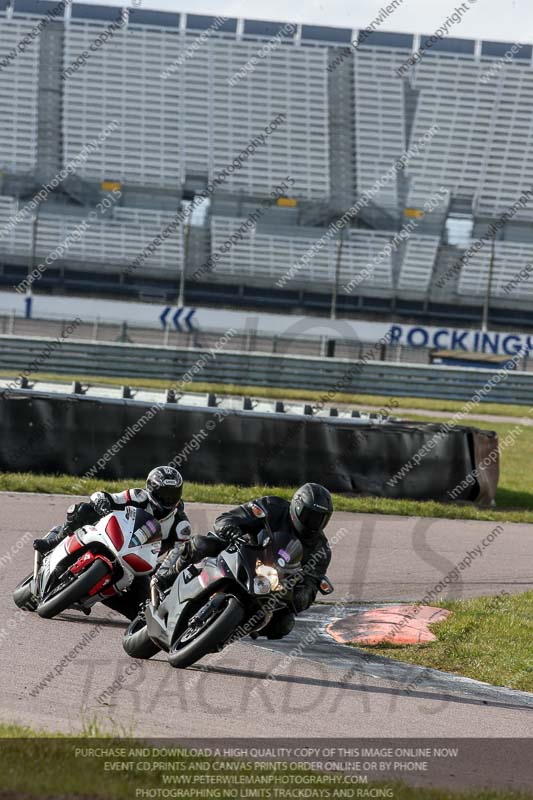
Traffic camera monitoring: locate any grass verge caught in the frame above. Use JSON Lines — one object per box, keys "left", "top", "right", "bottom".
{"left": 2, "top": 473, "right": 533, "bottom": 524}
{"left": 1, "top": 369, "right": 532, "bottom": 419}
{"left": 355, "top": 592, "right": 533, "bottom": 693}
{"left": 0, "top": 723, "right": 530, "bottom": 799}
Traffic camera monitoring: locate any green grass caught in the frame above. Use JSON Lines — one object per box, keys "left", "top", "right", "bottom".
{"left": 355, "top": 592, "right": 533, "bottom": 693}
{"left": 0, "top": 723, "right": 530, "bottom": 799}
{"left": 2, "top": 369, "right": 532, "bottom": 419}
{"left": 2, "top": 473, "right": 533, "bottom": 523}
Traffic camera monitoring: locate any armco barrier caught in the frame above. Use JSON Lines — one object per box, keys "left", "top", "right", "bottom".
{"left": 0, "top": 389, "right": 498, "bottom": 503}
{"left": 0, "top": 335, "right": 530, "bottom": 404}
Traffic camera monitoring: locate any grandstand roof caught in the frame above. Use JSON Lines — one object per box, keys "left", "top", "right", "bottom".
{"left": 6, "top": 0, "right": 531, "bottom": 56}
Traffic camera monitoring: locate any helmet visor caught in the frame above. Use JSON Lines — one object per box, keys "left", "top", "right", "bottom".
{"left": 151, "top": 483, "right": 182, "bottom": 510}
{"left": 298, "top": 505, "right": 331, "bottom": 533}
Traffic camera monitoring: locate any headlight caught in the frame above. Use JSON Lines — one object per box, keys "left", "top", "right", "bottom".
{"left": 256, "top": 564, "right": 280, "bottom": 591}
{"left": 253, "top": 576, "right": 272, "bottom": 595}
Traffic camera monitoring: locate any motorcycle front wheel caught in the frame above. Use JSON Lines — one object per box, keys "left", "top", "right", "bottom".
{"left": 13, "top": 573, "right": 38, "bottom": 612}
{"left": 37, "top": 560, "right": 110, "bottom": 619}
{"left": 123, "top": 614, "right": 161, "bottom": 660}
{"left": 167, "top": 594, "right": 244, "bottom": 669}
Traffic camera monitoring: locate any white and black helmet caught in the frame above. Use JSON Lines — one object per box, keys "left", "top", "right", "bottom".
{"left": 289, "top": 483, "right": 333, "bottom": 540}
{"left": 146, "top": 466, "right": 183, "bottom": 514}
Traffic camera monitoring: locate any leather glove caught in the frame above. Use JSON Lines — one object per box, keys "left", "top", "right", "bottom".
{"left": 91, "top": 492, "right": 112, "bottom": 517}
{"left": 293, "top": 583, "right": 314, "bottom": 613}
{"left": 217, "top": 525, "right": 243, "bottom": 543}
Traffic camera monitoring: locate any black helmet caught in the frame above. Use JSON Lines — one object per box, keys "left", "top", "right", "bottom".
{"left": 146, "top": 466, "right": 183, "bottom": 516}
{"left": 290, "top": 483, "right": 333, "bottom": 539}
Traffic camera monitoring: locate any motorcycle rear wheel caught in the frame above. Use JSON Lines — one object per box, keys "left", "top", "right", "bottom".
{"left": 37, "top": 560, "right": 110, "bottom": 619}
{"left": 123, "top": 614, "right": 161, "bottom": 660}
{"left": 167, "top": 594, "right": 244, "bottom": 669}
{"left": 13, "top": 574, "right": 38, "bottom": 612}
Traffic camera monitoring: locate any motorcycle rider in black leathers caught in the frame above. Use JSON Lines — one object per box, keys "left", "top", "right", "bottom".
{"left": 33, "top": 466, "right": 190, "bottom": 619}
{"left": 153, "top": 483, "right": 333, "bottom": 639}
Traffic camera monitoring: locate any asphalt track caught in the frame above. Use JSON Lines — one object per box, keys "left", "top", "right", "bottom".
{"left": 1, "top": 493, "right": 532, "bottom": 791}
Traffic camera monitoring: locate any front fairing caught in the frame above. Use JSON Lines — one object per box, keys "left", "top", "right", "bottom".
{"left": 36, "top": 508, "right": 161, "bottom": 601}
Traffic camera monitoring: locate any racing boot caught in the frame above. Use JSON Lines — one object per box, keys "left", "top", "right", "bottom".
{"left": 153, "top": 541, "right": 192, "bottom": 593}
{"left": 33, "top": 502, "right": 96, "bottom": 555}
{"left": 33, "top": 523, "right": 70, "bottom": 555}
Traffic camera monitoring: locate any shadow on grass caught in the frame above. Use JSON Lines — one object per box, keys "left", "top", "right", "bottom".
{"left": 496, "top": 487, "right": 533, "bottom": 511}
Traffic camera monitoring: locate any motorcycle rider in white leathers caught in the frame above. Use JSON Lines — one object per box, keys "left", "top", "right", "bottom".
{"left": 33, "top": 466, "right": 190, "bottom": 619}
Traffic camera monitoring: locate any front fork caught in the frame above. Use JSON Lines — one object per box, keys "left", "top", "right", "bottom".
{"left": 33, "top": 550, "right": 42, "bottom": 582}
{"left": 150, "top": 577, "right": 161, "bottom": 609}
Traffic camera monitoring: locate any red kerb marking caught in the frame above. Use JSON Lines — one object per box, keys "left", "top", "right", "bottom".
{"left": 326, "top": 605, "right": 452, "bottom": 646}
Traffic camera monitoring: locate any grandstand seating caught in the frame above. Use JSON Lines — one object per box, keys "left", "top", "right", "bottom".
{"left": 397, "top": 236, "right": 440, "bottom": 294}
{"left": 0, "top": 18, "right": 40, "bottom": 173}
{"left": 2, "top": 2, "right": 533, "bottom": 308}
{"left": 403, "top": 56, "right": 533, "bottom": 219}
{"left": 0, "top": 196, "right": 34, "bottom": 256}
{"left": 209, "top": 217, "right": 394, "bottom": 293}
{"left": 458, "top": 242, "right": 533, "bottom": 299}
{"left": 353, "top": 46, "right": 408, "bottom": 214}
{"left": 0, "top": 196, "right": 182, "bottom": 277}
{"left": 63, "top": 22, "right": 330, "bottom": 199}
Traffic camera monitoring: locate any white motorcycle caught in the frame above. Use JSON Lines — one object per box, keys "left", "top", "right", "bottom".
{"left": 13, "top": 507, "right": 161, "bottom": 619}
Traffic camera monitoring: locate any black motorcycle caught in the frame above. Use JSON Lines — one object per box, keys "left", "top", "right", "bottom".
{"left": 123, "top": 529, "right": 313, "bottom": 669}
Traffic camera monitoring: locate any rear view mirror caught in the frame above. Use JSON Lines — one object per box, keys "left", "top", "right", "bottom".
{"left": 318, "top": 576, "right": 334, "bottom": 595}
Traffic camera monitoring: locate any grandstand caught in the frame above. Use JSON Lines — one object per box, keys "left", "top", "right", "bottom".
{"left": 1, "top": 0, "right": 533, "bottom": 323}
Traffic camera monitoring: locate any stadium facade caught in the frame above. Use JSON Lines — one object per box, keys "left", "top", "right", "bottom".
{"left": 1, "top": 0, "right": 533, "bottom": 323}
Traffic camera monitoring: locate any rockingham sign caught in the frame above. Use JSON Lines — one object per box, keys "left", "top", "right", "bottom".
{"left": 0, "top": 290, "right": 530, "bottom": 356}
{"left": 386, "top": 324, "right": 533, "bottom": 356}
